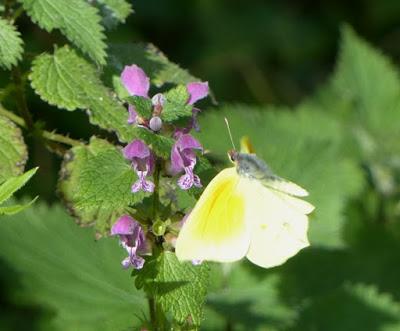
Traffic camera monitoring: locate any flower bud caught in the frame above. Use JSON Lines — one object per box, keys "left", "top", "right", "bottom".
{"left": 152, "top": 220, "right": 167, "bottom": 236}
{"left": 149, "top": 116, "right": 163, "bottom": 132}
{"left": 151, "top": 93, "right": 166, "bottom": 107}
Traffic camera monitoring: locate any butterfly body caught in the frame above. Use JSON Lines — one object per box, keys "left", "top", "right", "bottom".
{"left": 175, "top": 145, "right": 314, "bottom": 268}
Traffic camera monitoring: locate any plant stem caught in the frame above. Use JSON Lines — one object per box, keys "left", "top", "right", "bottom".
{"left": 152, "top": 159, "right": 161, "bottom": 222}
{"left": 11, "top": 67, "right": 34, "bottom": 130}
{"left": 148, "top": 159, "right": 162, "bottom": 330}
{"left": 0, "top": 105, "right": 82, "bottom": 147}
{"left": 148, "top": 297, "right": 158, "bottom": 330}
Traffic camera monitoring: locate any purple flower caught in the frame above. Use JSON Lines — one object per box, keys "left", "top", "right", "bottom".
{"left": 171, "top": 134, "right": 203, "bottom": 190}
{"left": 111, "top": 215, "right": 147, "bottom": 269}
{"left": 187, "top": 82, "right": 209, "bottom": 105}
{"left": 121, "top": 65, "right": 150, "bottom": 98}
{"left": 123, "top": 140, "right": 155, "bottom": 193}
{"left": 121, "top": 64, "right": 209, "bottom": 133}
{"left": 127, "top": 105, "right": 137, "bottom": 124}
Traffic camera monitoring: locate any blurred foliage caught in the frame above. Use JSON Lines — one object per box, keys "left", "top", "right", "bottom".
{"left": 0, "top": 201, "right": 146, "bottom": 331}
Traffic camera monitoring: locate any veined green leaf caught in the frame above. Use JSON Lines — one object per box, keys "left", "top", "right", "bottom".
{"left": 0, "top": 18, "right": 24, "bottom": 69}
{"left": 59, "top": 137, "right": 148, "bottom": 234}
{"left": 20, "top": 0, "right": 107, "bottom": 64}
{"left": 161, "top": 85, "right": 193, "bottom": 123}
{"left": 137, "top": 252, "right": 209, "bottom": 327}
{"left": 126, "top": 96, "right": 153, "bottom": 119}
{"left": 30, "top": 46, "right": 135, "bottom": 142}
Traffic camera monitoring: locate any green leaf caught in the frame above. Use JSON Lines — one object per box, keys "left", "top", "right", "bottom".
{"left": 312, "top": 27, "right": 400, "bottom": 158}
{"left": 206, "top": 263, "right": 296, "bottom": 331}
{"left": 135, "top": 127, "right": 174, "bottom": 159}
{"left": 332, "top": 26, "right": 400, "bottom": 121}
{"left": 30, "top": 46, "right": 135, "bottom": 142}
{"left": 20, "top": 0, "right": 107, "bottom": 64}
{"left": 161, "top": 85, "right": 193, "bottom": 123}
{"left": 0, "top": 115, "right": 27, "bottom": 183}
{"left": 0, "top": 167, "right": 37, "bottom": 204}
{"left": 0, "top": 18, "right": 24, "bottom": 69}
{"left": 0, "top": 196, "right": 38, "bottom": 215}
{"left": 198, "top": 105, "right": 364, "bottom": 248}
{"left": 96, "top": 0, "right": 132, "bottom": 23}
{"left": 290, "top": 283, "right": 400, "bottom": 331}
{"left": 138, "top": 252, "right": 209, "bottom": 326}
{"left": 0, "top": 202, "right": 146, "bottom": 330}
{"left": 59, "top": 137, "right": 148, "bottom": 234}
{"left": 307, "top": 26, "right": 400, "bottom": 199}
{"left": 106, "top": 43, "right": 198, "bottom": 91}
{"left": 126, "top": 96, "right": 153, "bottom": 119}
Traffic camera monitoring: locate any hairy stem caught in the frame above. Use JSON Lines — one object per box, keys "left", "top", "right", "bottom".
{"left": 0, "top": 105, "right": 82, "bottom": 147}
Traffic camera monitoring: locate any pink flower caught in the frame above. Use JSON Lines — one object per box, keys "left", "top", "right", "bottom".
{"left": 171, "top": 134, "right": 203, "bottom": 190}
{"left": 111, "top": 215, "right": 147, "bottom": 269}
{"left": 121, "top": 65, "right": 150, "bottom": 98}
{"left": 121, "top": 65, "right": 209, "bottom": 133}
{"left": 123, "top": 140, "right": 155, "bottom": 193}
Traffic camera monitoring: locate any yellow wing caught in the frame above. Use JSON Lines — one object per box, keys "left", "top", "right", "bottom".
{"left": 241, "top": 178, "right": 314, "bottom": 268}
{"left": 175, "top": 168, "right": 251, "bottom": 263}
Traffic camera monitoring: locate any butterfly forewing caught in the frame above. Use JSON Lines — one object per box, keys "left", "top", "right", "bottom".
{"left": 175, "top": 168, "right": 251, "bottom": 263}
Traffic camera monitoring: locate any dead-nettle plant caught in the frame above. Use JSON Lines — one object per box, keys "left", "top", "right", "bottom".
{"left": 0, "top": 0, "right": 218, "bottom": 328}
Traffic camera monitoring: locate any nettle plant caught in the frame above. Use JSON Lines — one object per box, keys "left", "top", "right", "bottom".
{"left": 0, "top": 0, "right": 218, "bottom": 329}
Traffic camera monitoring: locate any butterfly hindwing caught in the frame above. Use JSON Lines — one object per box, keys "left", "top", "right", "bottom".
{"left": 175, "top": 167, "right": 251, "bottom": 262}
{"left": 241, "top": 178, "right": 314, "bottom": 268}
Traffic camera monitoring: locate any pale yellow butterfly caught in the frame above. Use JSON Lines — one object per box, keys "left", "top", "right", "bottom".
{"left": 175, "top": 132, "right": 314, "bottom": 268}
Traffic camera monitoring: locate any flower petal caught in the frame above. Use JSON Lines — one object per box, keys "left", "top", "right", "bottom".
{"left": 187, "top": 82, "right": 209, "bottom": 105}
{"left": 176, "top": 134, "right": 202, "bottom": 151}
{"left": 123, "top": 139, "right": 151, "bottom": 160}
{"left": 111, "top": 215, "right": 137, "bottom": 235}
{"left": 127, "top": 105, "right": 137, "bottom": 124}
{"left": 121, "top": 65, "right": 150, "bottom": 97}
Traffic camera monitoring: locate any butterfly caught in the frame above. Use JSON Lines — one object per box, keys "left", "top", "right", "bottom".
{"left": 175, "top": 136, "right": 314, "bottom": 268}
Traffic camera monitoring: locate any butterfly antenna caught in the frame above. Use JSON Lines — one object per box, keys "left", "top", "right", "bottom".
{"left": 224, "top": 117, "right": 237, "bottom": 151}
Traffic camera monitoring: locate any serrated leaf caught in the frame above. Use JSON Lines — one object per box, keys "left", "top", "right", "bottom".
{"left": 59, "top": 137, "right": 148, "bottom": 234}
{"left": 0, "top": 202, "right": 146, "bottom": 330}
{"left": 30, "top": 46, "right": 135, "bottom": 142}
{"left": 139, "top": 252, "right": 209, "bottom": 326}
{"left": 126, "top": 96, "right": 153, "bottom": 118}
{"left": 106, "top": 43, "right": 198, "bottom": 89}
{"left": 164, "top": 85, "right": 190, "bottom": 105}
{"left": 0, "top": 115, "right": 27, "bottom": 183}
{"left": 198, "top": 105, "right": 364, "bottom": 248}
{"left": 134, "top": 127, "right": 174, "bottom": 159}
{"left": 0, "top": 167, "right": 37, "bottom": 204}
{"left": 0, "top": 18, "right": 24, "bottom": 69}
{"left": 161, "top": 85, "right": 192, "bottom": 123}
{"left": 332, "top": 26, "right": 400, "bottom": 121}
{"left": 313, "top": 27, "right": 400, "bottom": 159}
{"left": 307, "top": 26, "right": 400, "bottom": 199}
{"left": 96, "top": 0, "right": 132, "bottom": 23}
{"left": 20, "top": 0, "right": 107, "bottom": 64}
